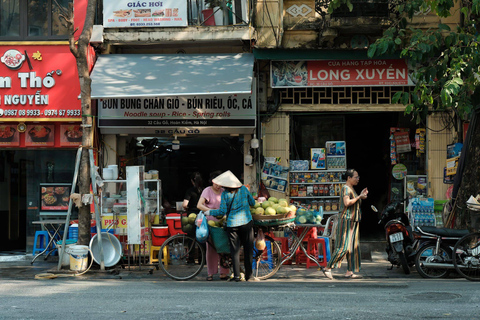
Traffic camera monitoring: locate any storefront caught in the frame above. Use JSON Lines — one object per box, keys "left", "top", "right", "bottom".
{"left": 258, "top": 53, "right": 432, "bottom": 239}
{"left": 0, "top": 45, "right": 87, "bottom": 253}
{"left": 90, "top": 53, "right": 257, "bottom": 207}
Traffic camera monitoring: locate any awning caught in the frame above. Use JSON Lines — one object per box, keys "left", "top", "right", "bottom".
{"left": 90, "top": 53, "right": 254, "bottom": 98}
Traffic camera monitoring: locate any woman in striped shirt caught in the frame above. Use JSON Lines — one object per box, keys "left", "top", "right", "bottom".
{"left": 323, "top": 169, "right": 368, "bottom": 280}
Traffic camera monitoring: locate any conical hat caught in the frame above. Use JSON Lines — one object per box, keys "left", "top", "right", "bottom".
{"left": 212, "top": 170, "right": 242, "bottom": 188}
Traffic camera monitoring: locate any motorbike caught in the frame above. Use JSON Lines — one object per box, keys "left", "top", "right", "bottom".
{"left": 372, "top": 198, "right": 417, "bottom": 274}
{"left": 414, "top": 226, "right": 470, "bottom": 278}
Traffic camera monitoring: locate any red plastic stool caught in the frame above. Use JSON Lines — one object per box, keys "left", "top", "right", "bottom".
{"left": 306, "top": 238, "right": 328, "bottom": 268}
{"left": 271, "top": 237, "right": 291, "bottom": 265}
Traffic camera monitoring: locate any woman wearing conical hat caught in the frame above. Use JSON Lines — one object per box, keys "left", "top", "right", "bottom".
{"left": 206, "top": 170, "right": 257, "bottom": 282}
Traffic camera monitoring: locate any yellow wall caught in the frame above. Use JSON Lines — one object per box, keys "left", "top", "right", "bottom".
{"left": 427, "top": 113, "right": 457, "bottom": 200}
{"left": 262, "top": 112, "right": 290, "bottom": 199}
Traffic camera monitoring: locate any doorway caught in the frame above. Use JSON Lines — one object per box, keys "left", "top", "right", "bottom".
{"left": 291, "top": 112, "right": 423, "bottom": 240}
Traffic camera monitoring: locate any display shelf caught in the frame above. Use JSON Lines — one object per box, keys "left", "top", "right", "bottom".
{"left": 290, "top": 169, "right": 344, "bottom": 173}
{"left": 290, "top": 182, "right": 339, "bottom": 185}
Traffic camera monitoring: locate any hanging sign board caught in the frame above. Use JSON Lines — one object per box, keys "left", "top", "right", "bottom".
{"left": 98, "top": 93, "right": 256, "bottom": 133}
{"left": 103, "top": 0, "right": 188, "bottom": 28}
{"left": 271, "top": 59, "right": 414, "bottom": 87}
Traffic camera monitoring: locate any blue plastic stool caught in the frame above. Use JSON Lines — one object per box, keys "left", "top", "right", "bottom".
{"left": 32, "top": 231, "right": 50, "bottom": 255}
{"left": 252, "top": 240, "right": 274, "bottom": 270}
{"left": 318, "top": 236, "right": 331, "bottom": 262}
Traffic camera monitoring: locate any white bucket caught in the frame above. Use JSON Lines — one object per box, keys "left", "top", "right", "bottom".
{"left": 57, "top": 240, "right": 77, "bottom": 267}
{"left": 68, "top": 245, "right": 89, "bottom": 271}
{"left": 102, "top": 168, "right": 114, "bottom": 180}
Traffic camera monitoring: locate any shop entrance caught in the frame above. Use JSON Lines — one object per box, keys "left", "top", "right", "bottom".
{"left": 291, "top": 112, "right": 424, "bottom": 240}
{"left": 130, "top": 135, "right": 245, "bottom": 212}
{"left": 0, "top": 150, "right": 76, "bottom": 254}
{"left": 0, "top": 151, "right": 27, "bottom": 252}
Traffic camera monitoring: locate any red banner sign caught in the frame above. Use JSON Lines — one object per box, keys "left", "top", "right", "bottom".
{"left": 0, "top": 45, "right": 82, "bottom": 121}
{"left": 271, "top": 59, "right": 414, "bottom": 87}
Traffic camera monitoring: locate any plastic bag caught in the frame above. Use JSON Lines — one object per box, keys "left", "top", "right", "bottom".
{"left": 195, "top": 212, "right": 209, "bottom": 243}
{"left": 255, "top": 228, "right": 266, "bottom": 251}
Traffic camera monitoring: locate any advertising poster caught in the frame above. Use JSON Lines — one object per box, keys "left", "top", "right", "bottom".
{"left": 394, "top": 131, "right": 411, "bottom": 153}
{"left": 261, "top": 161, "right": 289, "bottom": 192}
{"left": 392, "top": 163, "right": 407, "bottom": 180}
{"left": 271, "top": 59, "right": 414, "bottom": 88}
{"left": 326, "top": 141, "right": 346, "bottom": 156}
{"left": 24, "top": 124, "right": 54, "bottom": 147}
{"left": 0, "top": 124, "right": 20, "bottom": 146}
{"left": 59, "top": 124, "right": 83, "bottom": 147}
{"left": 103, "top": 0, "right": 188, "bottom": 28}
{"left": 310, "top": 148, "right": 326, "bottom": 169}
{"left": 40, "top": 184, "right": 70, "bottom": 211}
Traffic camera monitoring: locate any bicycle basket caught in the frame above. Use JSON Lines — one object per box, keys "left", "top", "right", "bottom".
{"left": 253, "top": 217, "right": 295, "bottom": 227}
{"left": 209, "top": 226, "right": 230, "bottom": 254}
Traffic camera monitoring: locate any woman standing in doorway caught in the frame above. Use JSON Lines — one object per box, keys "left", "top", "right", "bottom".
{"left": 182, "top": 172, "right": 203, "bottom": 213}
{"left": 324, "top": 168, "right": 368, "bottom": 280}
{"left": 197, "top": 171, "right": 229, "bottom": 281}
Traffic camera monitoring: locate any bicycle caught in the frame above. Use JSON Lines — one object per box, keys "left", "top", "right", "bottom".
{"left": 158, "top": 215, "right": 334, "bottom": 281}
{"left": 158, "top": 228, "right": 282, "bottom": 281}
{"left": 453, "top": 231, "right": 480, "bottom": 281}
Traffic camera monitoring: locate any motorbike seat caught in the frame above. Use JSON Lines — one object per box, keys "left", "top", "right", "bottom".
{"left": 418, "top": 226, "right": 470, "bottom": 237}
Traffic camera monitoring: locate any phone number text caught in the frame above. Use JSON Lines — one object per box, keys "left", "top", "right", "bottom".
{"left": 0, "top": 109, "right": 81, "bottom": 117}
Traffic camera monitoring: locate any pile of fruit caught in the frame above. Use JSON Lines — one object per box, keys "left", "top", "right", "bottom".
{"left": 207, "top": 216, "right": 226, "bottom": 228}
{"left": 249, "top": 197, "right": 297, "bottom": 219}
{"left": 294, "top": 208, "right": 323, "bottom": 225}
{"left": 180, "top": 213, "right": 198, "bottom": 233}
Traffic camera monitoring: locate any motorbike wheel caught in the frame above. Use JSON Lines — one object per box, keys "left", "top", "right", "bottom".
{"left": 453, "top": 232, "right": 480, "bottom": 281}
{"left": 415, "top": 243, "right": 451, "bottom": 278}
{"left": 398, "top": 251, "right": 410, "bottom": 275}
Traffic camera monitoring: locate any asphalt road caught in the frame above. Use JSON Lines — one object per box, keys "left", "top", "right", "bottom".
{"left": 1, "top": 276, "right": 479, "bottom": 320}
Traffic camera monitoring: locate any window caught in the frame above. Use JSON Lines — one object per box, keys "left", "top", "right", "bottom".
{"left": 0, "top": 0, "right": 72, "bottom": 40}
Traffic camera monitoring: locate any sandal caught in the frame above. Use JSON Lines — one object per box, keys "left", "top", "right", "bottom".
{"left": 322, "top": 268, "right": 333, "bottom": 280}
{"left": 206, "top": 275, "right": 213, "bottom": 281}
{"left": 220, "top": 274, "right": 229, "bottom": 280}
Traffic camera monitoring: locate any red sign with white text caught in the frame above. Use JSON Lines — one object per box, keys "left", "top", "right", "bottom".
{"left": 271, "top": 59, "right": 414, "bottom": 87}
{"left": 0, "top": 45, "right": 82, "bottom": 121}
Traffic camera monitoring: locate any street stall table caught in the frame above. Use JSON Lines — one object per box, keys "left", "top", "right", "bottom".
{"left": 31, "top": 220, "right": 66, "bottom": 264}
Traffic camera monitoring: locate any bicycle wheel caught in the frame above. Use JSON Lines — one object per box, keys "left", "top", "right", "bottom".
{"left": 415, "top": 243, "right": 451, "bottom": 278}
{"left": 159, "top": 234, "right": 205, "bottom": 281}
{"left": 252, "top": 235, "right": 282, "bottom": 280}
{"left": 453, "top": 232, "right": 480, "bottom": 281}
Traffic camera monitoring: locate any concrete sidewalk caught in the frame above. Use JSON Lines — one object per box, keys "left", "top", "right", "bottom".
{"left": 0, "top": 250, "right": 415, "bottom": 282}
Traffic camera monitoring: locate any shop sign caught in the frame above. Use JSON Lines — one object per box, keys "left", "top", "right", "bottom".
{"left": 98, "top": 93, "right": 256, "bottom": 129}
{"left": 103, "top": 0, "right": 188, "bottom": 28}
{"left": 0, "top": 45, "right": 81, "bottom": 121}
{"left": 271, "top": 59, "right": 414, "bottom": 87}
